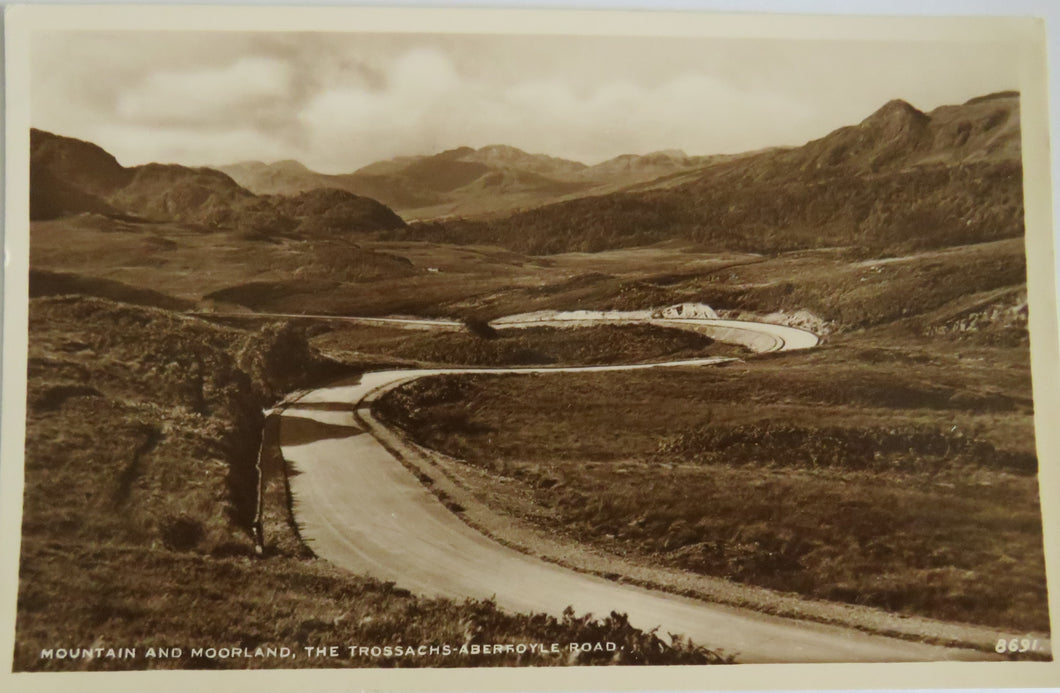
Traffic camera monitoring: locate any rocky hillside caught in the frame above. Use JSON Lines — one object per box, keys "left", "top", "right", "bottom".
{"left": 393, "top": 92, "right": 1024, "bottom": 255}
{"left": 793, "top": 92, "right": 1019, "bottom": 173}
{"left": 268, "top": 188, "right": 407, "bottom": 237}
{"left": 30, "top": 129, "right": 407, "bottom": 237}
{"left": 29, "top": 127, "right": 132, "bottom": 196}
{"left": 107, "top": 162, "right": 257, "bottom": 226}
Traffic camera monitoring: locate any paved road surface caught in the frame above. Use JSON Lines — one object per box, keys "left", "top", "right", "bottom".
{"left": 278, "top": 316, "right": 987, "bottom": 663}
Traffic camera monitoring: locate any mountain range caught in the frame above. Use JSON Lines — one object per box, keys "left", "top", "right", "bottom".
{"left": 30, "top": 129, "right": 406, "bottom": 238}
{"left": 394, "top": 91, "right": 1024, "bottom": 255}
{"left": 31, "top": 128, "right": 741, "bottom": 230}
{"left": 32, "top": 90, "right": 1022, "bottom": 256}
{"left": 218, "top": 145, "right": 754, "bottom": 220}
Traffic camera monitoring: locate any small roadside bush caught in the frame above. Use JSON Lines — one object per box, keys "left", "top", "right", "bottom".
{"left": 463, "top": 317, "right": 499, "bottom": 340}
{"left": 161, "top": 516, "right": 205, "bottom": 551}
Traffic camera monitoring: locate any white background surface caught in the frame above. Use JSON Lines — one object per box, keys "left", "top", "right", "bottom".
{"left": 2, "top": 2, "right": 1058, "bottom": 693}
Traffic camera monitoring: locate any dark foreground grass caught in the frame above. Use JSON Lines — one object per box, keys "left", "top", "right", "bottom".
{"left": 18, "top": 541, "right": 720, "bottom": 670}
{"left": 375, "top": 338, "right": 1049, "bottom": 632}
{"left": 14, "top": 295, "right": 727, "bottom": 671}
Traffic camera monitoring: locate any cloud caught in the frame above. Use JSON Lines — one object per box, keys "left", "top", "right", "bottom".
{"left": 31, "top": 32, "right": 1022, "bottom": 173}
{"left": 296, "top": 47, "right": 815, "bottom": 171}
{"left": 91, "top": 123, "right": 297, "bottom": 168}
{"left": 114, "top": 56, "right": 294, "bottom": 126}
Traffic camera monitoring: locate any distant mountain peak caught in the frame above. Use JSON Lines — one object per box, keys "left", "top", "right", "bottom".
{"left": 880, "top": 98, "right": 919, "bottom": 111}
{"left": 861, "top": 99, "right": 929, "bottom": 128}
{"left": 646, "top": 149, "right": 689, "bottom": 159}
{"left": 437, "top": 146, "right": 476, "bottom": 160}
{"left": 476, "top": 144, "right": 530, "bottom": 156}
{"left": 269, "top": 159, "right": 311, "bottom": 173}
{"left": 964, "top": 90, "right": 1019, "bottom": 105}
{"left": 452, "top": 144, "right": 588, "bottom": 181}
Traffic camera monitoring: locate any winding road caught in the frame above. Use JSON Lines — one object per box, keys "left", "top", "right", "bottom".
{"left": 277, "top": 314, "right": 989, "bottom": 663}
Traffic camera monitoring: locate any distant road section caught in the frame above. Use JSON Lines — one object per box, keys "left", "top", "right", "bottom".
{"left": 195, "top": 309, "right": 821, "bottom": 351}
{"left": 496, "top": 316, "right": 819, "bottom": 352}
{"left": 276, "top": 313, "right": 983, "bottom": 663}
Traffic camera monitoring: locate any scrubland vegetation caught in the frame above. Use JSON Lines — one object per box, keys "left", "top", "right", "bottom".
{"left": 20, "top": 89, "right": 1049, "bottom": 663}
{"left": 15, "top": 295, "right": 726, "bottom": 670}
{"left": 392, "top": 162, "right": 1023, "bottom": 256}
{"left": 313, "top": 323, "right": 746, "bottom": 367}
{"left": 375, "top": 337, "right": 1048, "bottom": 632}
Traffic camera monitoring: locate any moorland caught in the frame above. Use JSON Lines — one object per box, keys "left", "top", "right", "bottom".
{"left": 16, "top": 89, "right": 1049, "bottom": 667}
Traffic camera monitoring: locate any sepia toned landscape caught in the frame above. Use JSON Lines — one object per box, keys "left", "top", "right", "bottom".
{"left": 11, "top": 27, "right": 1054, "bottom": 671}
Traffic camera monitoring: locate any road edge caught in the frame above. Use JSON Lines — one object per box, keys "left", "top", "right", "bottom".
{"left": 359, "top": 376, "right": 1030, "bottom": 658}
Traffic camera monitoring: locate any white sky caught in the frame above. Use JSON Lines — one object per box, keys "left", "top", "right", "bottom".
{"left": 31, "top": 31, "right": 1022, "bottom": 173}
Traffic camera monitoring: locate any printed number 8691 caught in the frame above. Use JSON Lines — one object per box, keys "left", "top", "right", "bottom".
{"left": 995, "top": 638, "right": 1042, "bottom": 654}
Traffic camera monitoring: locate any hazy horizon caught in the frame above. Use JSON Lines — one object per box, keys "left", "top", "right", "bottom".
{"left": 32, "top": 31, "right": 1021, "bottom": 174}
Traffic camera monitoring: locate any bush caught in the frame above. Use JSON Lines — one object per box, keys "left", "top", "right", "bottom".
{"left": 161, "top": 516, "right": 205, "bottom": 551}
{"left": 463, "top": 317, "right": 499, "bottom": 340}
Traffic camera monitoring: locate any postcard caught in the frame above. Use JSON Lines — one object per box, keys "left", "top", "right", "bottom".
{"left": 2, "top": 4, "right": 1058, "bottom": 692}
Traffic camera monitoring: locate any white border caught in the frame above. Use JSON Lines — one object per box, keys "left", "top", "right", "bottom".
{"left": 2, "top": 4, "right": 1058, "bottom": 693}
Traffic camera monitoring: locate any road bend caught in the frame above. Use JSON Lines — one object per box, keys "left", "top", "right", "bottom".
{"left": 278, "top": 316, "right": 989, "bottom": 663}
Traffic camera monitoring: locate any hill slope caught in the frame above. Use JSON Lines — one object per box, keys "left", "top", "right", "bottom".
{"left": 30, "top": 129, "right": 407, "bottom": 237}
{"left": 16, "top": 295, "right": 723, "bottom": 670}
{"left": 392, "top": 92, "right": 1024, "bottom": 255}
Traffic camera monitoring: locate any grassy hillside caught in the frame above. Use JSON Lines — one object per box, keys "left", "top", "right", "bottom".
{"left": 29, "top": 268, "right": 196, "bottom": 311}
{"left": 29, "top": 210, "right": 1030, "bottom": 354}
{"left": 374, "top": 334, "right": 1047, "bottom": 632}
{"left": 30, "top": 215, "right": 421, "bottom": 305}
{"left": 15, "top": 295, "right": 727, "bottom": 670}
{"left": 312, "top": 323, "right": 747, "bottom": 367}
{"left": 660, "top": 239, "right": 1028, "bottom": 331}
{"left": 436, "top": 239, "right": 1026, "bottom": 333}
{"left": 269, "top": 188, "right": 406, "bottom": 236}
{"left": 396, "top": 160, "right": 1022, "bottom": 256}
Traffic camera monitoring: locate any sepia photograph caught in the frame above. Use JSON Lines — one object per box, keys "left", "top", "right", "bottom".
{"left": 1, "top": 3, "right": 1058, "bottom": 691}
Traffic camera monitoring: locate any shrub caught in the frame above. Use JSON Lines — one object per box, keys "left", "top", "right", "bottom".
{"left": 161, "top": 516, "right": 205, "bottom": 551}
{"left": 463, "top": 317, "right": 499, "bottom": 340}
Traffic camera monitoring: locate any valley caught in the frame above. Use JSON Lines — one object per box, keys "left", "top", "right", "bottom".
{"left": 15, "top": 88, "right": 1050, "bottom": 668}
